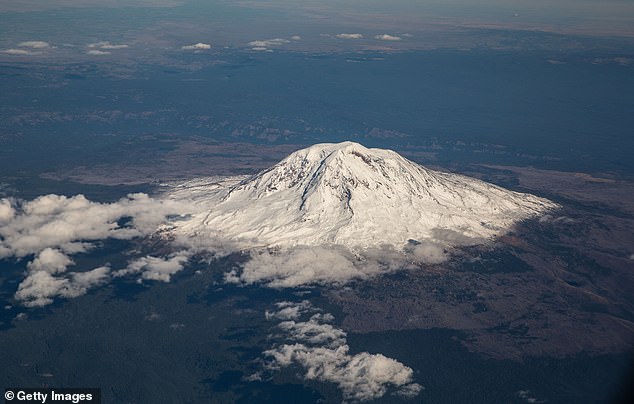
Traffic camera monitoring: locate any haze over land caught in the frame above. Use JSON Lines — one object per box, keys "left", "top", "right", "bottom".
{"left": 1, "top": 0, "right": 633, "bottom": 402}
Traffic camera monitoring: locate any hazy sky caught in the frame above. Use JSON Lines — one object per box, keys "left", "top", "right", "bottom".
{"left": 0, "top": 0, "right": 632, "bottom": 62}
{"left": 1, "top": 0, "right": 633, "bottom": 37}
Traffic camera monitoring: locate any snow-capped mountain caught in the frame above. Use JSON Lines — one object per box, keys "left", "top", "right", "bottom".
{"left": 166, "top": 142, "right": 557, "bottom": 249}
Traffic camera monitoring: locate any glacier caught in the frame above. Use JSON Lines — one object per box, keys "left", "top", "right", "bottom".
{"left": 164, "top": 141, "right": 558, "bottom": 251}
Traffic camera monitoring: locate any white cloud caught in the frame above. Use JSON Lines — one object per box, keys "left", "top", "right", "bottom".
{"left": 0, "top": 193, "right": 193, "bottom": 306}
{"left": 374, "top": 34, "right": 401, "bottom": 41}
{"left": 27, "top": 248, "right": 74, "bottom": 274}
{"left": 265, "top": 300, "right": 312, "bottom": 320}
{"left": 336, "top": 33, "right": 363, "bottom": 39}
{"left": 290, "top": 35, "right": 301, "bottom": 41}
{"left": 15, "top": 265, "right": 110, "bottom": 307}
{"left": 261, "top": 302, "right": 423, "bottom": 401}
{"left": 181, "top": 42, "right": 212, "bottom": 50}
{"left": 230, "top": 246, "right": 377, "bottom": 288}
{"left": 115, "top": 252, "right": 190, "bottom": 282}
{"left": 225, "top": 244, "right": 427, "bottom": 288}
{"left": 71, "top": 266, "right": 110, "bottom": 289}
{"left": 248, "top": 38, "right": 290, "bottom": 48}
{"left": 538, "top": 214, "right": 576, "bottom": 225}
{"left": 88, "top": 41, "right": 129, "bottom": 50}
{"left": 1, "top": 49, "right": 39, "bottom": 55}
{"left": 412, "top": 242, "right": 447, "bottom": 264}
{"left": 86, "top": 50, "right": 110, "bottom": 55}
{"left": 0, "top": 198, "right": 15, "bottom": 222}
{"left": 18, "top": 41, "right": 50, "bottom": 48}
{"left": 15, "top": 271, "right": 72, "bottom": 307}
{"left": 278, "top": 314, "right": 347, "bottom": 347}
{"left": 0, "top": 193, "right": 187, "bottom": 259}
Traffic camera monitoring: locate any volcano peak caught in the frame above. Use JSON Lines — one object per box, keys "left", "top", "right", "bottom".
{"left": 169, "top": 142, "right": 557, "bottom": 249}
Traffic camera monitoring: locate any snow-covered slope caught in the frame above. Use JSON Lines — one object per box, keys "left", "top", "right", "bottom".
{"left": 167, "top": 142, "right": 557, "bottom": 249}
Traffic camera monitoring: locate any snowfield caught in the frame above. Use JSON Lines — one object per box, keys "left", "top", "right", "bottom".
{"left": 164, "top": 142, "right": 557, "bottom": 250}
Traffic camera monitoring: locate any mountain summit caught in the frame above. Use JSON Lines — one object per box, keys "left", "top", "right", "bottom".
{"left": 169, "top": 142, "right": 557, "bottom": 249}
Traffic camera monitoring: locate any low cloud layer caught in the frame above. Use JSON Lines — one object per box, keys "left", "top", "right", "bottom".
{"left": 1, "top": 49, "right": 37, "bottom": 55}
{"left": 248, "top": 38, "right": 291, "bottom": 51}
{"left": 0, "top": 193, "right": 192, "bottom": 306}
{"left": 225, "top": 242, "right": 447, "bottom": 288}
{"left": 336, "top": 33, "right": 364, "bottom": 39}
{"left": 88, "top": 41, "right": 129, "bottom": 50}
{"left": 227, "top": 246, "right": 373, "bottom": 287}
{"left": 27, "top": 248, "right": 74, "bottom": 274}
{"left": 16, "top": 265, "right": 110, "bottom": 307}
{"left": 375, "top": 34, "right": 401, "bottom": 41}
{"left": 86, "top": 50, "right": 110, "bottom": 55}
{"left": 412, "top": 242, "right": 447, "bottom": 264}
{"left": 181, "top": 42, "right": 212, "bottom": 50}
{"left": 0, "top": 193, "right": 185, "bottom": 258}
{"left": 114, "top": 252, "right": 190, "bottom": 282}
{"left": 260, "top": 302, "right": 422, "bottom": 401}
{"left": 18, "top": 41, "right": 50, "bottom": 48}
{"left": 1, "top": 41, "right": 51, "bottom": 56}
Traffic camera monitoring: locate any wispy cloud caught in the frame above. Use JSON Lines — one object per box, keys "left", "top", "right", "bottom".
{"left": 374, "top": 34, "right": 401, "bottom": 41}
{"left": 88, "top": 41, "right": 129, "bottom": 50}
{"left": 336, "top": 33, "right": 363, "bottom": 39}
{"left": 517, "top": 389, "right": 546, "bottom": 403}
{"left": 247, "top": 38, "right": 290, "bottom": 51}
{"left": 248, "top": 38, "right": 290, "bottom": 47}
{"left": 412, "top": 242, "right": 447, "bottom": 264}
{"left": 259, "top": 301, "right": 423, "bottom": 401}
{"left": 181, "top": 42, "right": 212, "bottom": 50}
{"left": 1, "top": 40, "right": 51, "bottom": 55}
{"left": 265, "top": 300, "right": 312, "bottom": 321}
{"left": 18, "top": 41, "right": 50, "bottom": 48}
{"left": 1, "top": 49, "right": 40, "bottom": 55}
{"left": 86, "top": 49, "right": 111, "bottom": 55}
{"left": 114, "top": 252, "right": 190, "bottom": 282}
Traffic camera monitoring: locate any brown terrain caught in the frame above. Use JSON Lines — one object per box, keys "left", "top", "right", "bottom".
{"left": 328, "top": 165, "right": 634, "bottom": 360}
